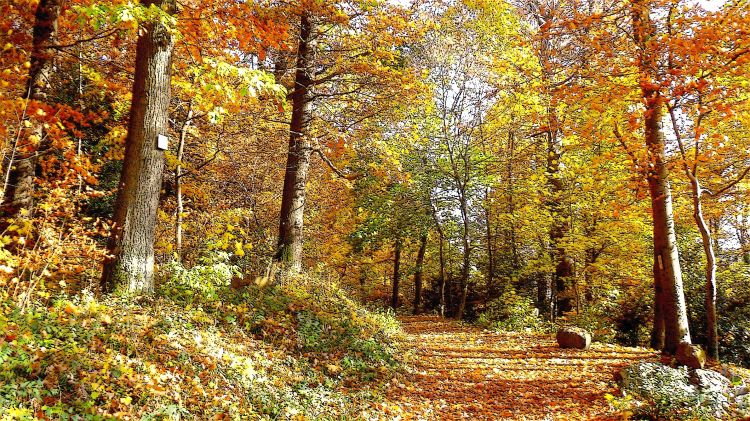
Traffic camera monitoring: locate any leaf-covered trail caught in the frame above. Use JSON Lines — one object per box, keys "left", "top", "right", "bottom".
{"left": 383, "top": 316, "right": 657, "bottom": 420}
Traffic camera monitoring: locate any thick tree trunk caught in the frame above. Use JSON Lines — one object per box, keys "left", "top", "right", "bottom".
{"left": 547, "top": 127, "right": 573, "bottom": 317}
{"left": 2, "top": 0, "right": 61, "bottom": 216}
{"left": 414, "top": 233, "right": 428, "bottom": 315}
{"left": 101, "top": 0, "right": 176, "bottom": 294}
{"left": 650, "top": 273, "right": 666, "bottom": 350}
{"left": 275, "top": 12, "right": 314, "bottom": 273}
{"left": 391, "top": 240, "right": 402, "bottom": 310}
{"left": 646, "top": 152, "right": 690, "bottom": 353}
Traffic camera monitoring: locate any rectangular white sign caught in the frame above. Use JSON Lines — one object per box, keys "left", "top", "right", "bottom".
{"left": 157, "top": 134, "right": 169, "bottom": 150}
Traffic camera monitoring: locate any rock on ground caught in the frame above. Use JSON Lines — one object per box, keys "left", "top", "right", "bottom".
{"left": 556, "top": 327, "right": 592, "bottom": 350}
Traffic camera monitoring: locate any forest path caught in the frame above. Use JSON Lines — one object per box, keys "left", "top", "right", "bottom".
{"left": 382, "top": 316, "right": 656, "bottom": 420}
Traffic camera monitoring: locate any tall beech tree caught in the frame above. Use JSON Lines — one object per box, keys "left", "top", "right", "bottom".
{"left": 273, "top": 0, "right": 417, "bottom": 272}
{"left": 276, "top": 11, "right": 314, "bottom": 273}
{"left": 101, "top": 0, "right": 177, "bottom": 293}
{"left": 631, "top": 0, "right": 691, "bottom": 353}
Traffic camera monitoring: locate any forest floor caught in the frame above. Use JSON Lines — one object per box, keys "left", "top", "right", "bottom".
{"left": 381, "top": 316, "right": 658, "bottom": 420}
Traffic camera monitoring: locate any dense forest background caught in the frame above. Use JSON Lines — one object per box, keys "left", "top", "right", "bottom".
{"left": 1, "top": 0, "right": 750, "bottom": 418}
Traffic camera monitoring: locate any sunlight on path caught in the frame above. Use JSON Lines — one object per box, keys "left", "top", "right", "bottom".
{"left": 383, "top": 316, "right": 657, "bottom": 420}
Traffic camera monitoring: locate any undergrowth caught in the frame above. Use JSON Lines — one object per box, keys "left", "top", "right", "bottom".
{"left": 0, "top": 258, "right": 403, "bottom": 420}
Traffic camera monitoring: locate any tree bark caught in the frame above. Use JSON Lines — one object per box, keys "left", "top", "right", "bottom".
{"left": 414, "top": 233, "right": 428, "bottom": 315}
{"left": 101, "top": 0, "right": 176, "bottom": 294}
{"left": 2, "top": 0, "right": 61, "bottom": 217}
{"left": 391, "top": 239, "right": 402, "bottom": 310}
{"left": 275, "top": 12, "right": 314, "bottom": 273}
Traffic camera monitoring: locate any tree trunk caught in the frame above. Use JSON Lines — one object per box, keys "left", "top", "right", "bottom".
{"left": 101, "top": 0, "right": 176, "bottom": 294}
{"left": 414, "top": 233, "right": 427, "bottom": 315}
{"left": 547, "top": 124, "right": 573, "bottom": 317}
{"left": 2, "top": 0, "right": 61, "bottom": 216}
{"left": 456, "top": 192, "right": 471, "bottom": 320}
{"left": 692, "top": 183, "right": 718, "bottom": 360}
{"left": 484, "top": 197, "right": 495, "bottom": 301}
{"left": 740, "top": 209, "right": 750, "bottom": 264}
{"left": 538, "top": 273, "right": 554, "bottom": 320}
{"left": 391, "top": 240, "right": 402, "bottom": 310}
{"left": 431, "top": 199, "right": 447, "bottom": 317}
{"left": 175, "top": 107, "right": 192, "bottom": 261}
{"left": 633, "top": 0, "right": 691, "bottom": 354}
{"left": 650, "top": 273, "right": 666, "bottom": 350}
{"left": 668, "top": 107, "right": 719, "bottom": 360}
{"left": 438, "top": 231, "right": 446, "bottom": 316}
{"left": 275, "top": 12, "right": 314, "bottom": 273}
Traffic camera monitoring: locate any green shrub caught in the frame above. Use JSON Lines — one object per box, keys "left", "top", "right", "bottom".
{"left": 0, "top": 260, "right": 403, "bottom": 420}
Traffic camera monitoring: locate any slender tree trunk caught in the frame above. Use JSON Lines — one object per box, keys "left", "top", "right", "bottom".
{"left": 101, "top": 0, "right": 176, "bottom": 294}
{"left": 668, "top": 108, "right": 719, "bottom": 360}
{"left": 431, "top": 199, "right": 447, "bottom": 317}
{"left": 438, "top": 231, "right": 446, "bottom": 316}
{"left": 484, "top": 197, "right": 495, "bottom": 301}
{"left": 391, "top": 240, "right": 402, "bottom": 310}
{"left": 275, "top": 12, "right": 314, "bottom": 273}
{"left": 414, "top": 233, "right": 427, "bottom": 315}
{"left": 3, "top": 0, "right": 61, "bottom": 216}
{"left": 175, "top": 107, "right": 192, "bottom": 261}
{"left": 692, "top": 183, "right": 718, "bottom": 360}
{"left": 740, "top": 209, "right": 750, "bottom": 264}
{"left": 456, "top": 192, "right": 470, "bottom": 320}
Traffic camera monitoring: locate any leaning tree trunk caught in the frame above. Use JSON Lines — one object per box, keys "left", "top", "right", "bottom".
{"left": 101, "top": 0, "right": 176, "bottom": 294}
{"left": 2, "top": 0, "right": 61, "bottom": 217}
{"left": 632, "top": 0, "right": 691, "bottom": 354}
{"left": 391, "top": 239, "right": 402, "bottom": 310}
{"left": 691, "top": 179, "right": 718, "bottom": 360}
{"left": 668, "top": 107, "right": 719, "bottom": 360}
{"left": 275, "top": 12, "right": 314, "bottom": 273}
{"left": 414, "top": 233, "right": 427, "bottom": 315}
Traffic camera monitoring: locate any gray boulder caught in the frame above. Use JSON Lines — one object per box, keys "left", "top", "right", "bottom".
{"left": 690, "top": 369, "right": 731, "bottom": 394}
{"left": 556, "top": 327, "right": 591, "bottom": 349}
